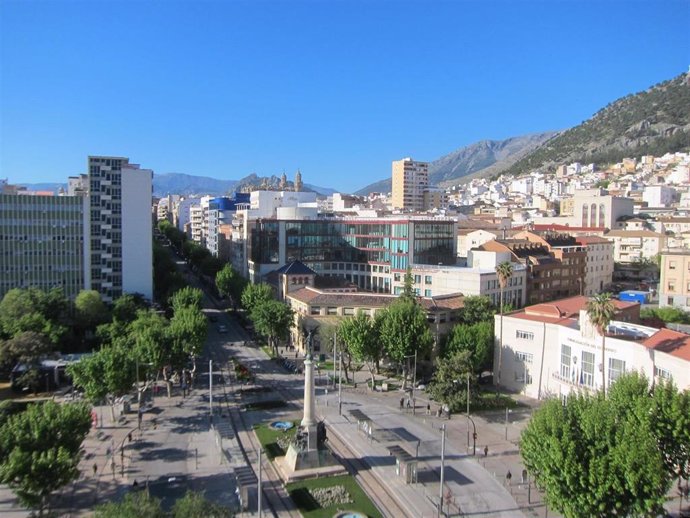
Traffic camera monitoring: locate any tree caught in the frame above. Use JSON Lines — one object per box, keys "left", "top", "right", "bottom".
{"left": 495, "top": 261, "right": 513, "bottom": 390}
{"left": 240, "top": 283, "right": 273, "bottom": 312}
{"left": 641, "top": 306, "right": 690, "bottom": 324}
{"left": 74, "top": 290, "right": 110, "bottom": 329}
{"left": 0, "top": 401, "right": 91, "bottom": 515}
{"left": 0, "top": 288, "right": 68, "bottom": 345}
{"left": 215, "top": 263, "right": 246, "bottom": 307}
{"left": 444, "top": 321, "right": 494, "bottom": 373}
{"left": 112, "top": 293, "right": 149, "bottom": 323}
{"left": 401, "top": 266, "right": 415, "bottom": 300}
{"left": 171, "top": 490, "right": 233, "bottom": 518}
{"left": 169, "top": 286, "right": 203, "bottom": 312}
{"left": 378, "top": 298, "right": 433, "bottom": 389}
{"left": 337, "top": 312, "right": 382, "bottom": 388}
{"left": 428, "top": 350, "right": 475, "bottom": 413}
{"left": 94, "top": 491, "right": 165, "bottom": 518}
{"left": 251, "top": 300, "right": 293, "bottom": 357}
{"left": 129, "top": 309, "right": 169, "bottom": 403}
{"left": 521, "top": 386, "right": 671, "bottom": 518}
{"left": 586, "top": 293, "right": 615, "bottom": 396}
{"left": 0, "top": 331, "right": 56, "bottom": 393}
{"left": 649, "top": 380, "right": 690, "bottom": 482}
{"left": 169, "top": 305, "right": 207, "bottom": 386}
{"left": 457, "top": 295, "right": 496, "bottom": 325}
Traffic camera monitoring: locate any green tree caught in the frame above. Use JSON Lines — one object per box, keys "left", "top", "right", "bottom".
{"left": 0, "top": 288, "right": 68, "bottom": 345}
{"left": 495, "top": 261, "right": 513, "bottom": 390}
{"left": 378, "top": 298, "right": 433, "bottom": 389}
{"left": 240, "top": 283, "right": 273, "bottom": 312}
{"left": 586, "top": 293, "right": 615, "bottom": 396}
{"left": 641, "top": 306, "right": 690, "bottom": 324}
{"left": 457, "top": 295, "right": 496, "bottom": 324}
{"left": 169, "top": 305, "right": 208, "bottom": 385}
{"left": 94, "top": 491, "right": 165, "bottom": 518}
{"left": 129, "top": 309, "right": 169, "bottom": 403}
{"left": 521, "top": 389, "right": 670, "bottom": 518}
{"left": 0, "top": 401, "right": 91, "bottom": 515}
{"left": 169, "top": 286, "right": 203, "bottom": 312}
{"left": 215, "top": 263, "right": 246, "bottom": 308}
{"left": 337, "top": 312, "right": 382, "bottom": 388}
{"left": 74, "top": 290, "right": 110, "bottom": 328}
{"left": 251, "top": 300, "right": 293, "bottom": 357}
{"left": 401, "top": 266, "right": 415, "bottom": 300}
{"left": 112, "top": 293, "right": 149, "bottom": 323}
{"left": 171, "top": 490, "right": 233, "bottom": 518}
{"left": 0, "top": 331, "right": 56, "bottom": 393}
{"left": 649, "top": 380, "right": 690, "bottom": 482}
{"left": 428, "top": 350, "right": 474, "bottom": 413}
{"left": 444, "top": 320, "right": 494, "bottom": 372}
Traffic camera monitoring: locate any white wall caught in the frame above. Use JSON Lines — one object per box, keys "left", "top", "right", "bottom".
{"left": 121, "top": 166, "right": 153, "bottom": 300}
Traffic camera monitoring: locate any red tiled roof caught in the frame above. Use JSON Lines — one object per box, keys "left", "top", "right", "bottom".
{"left": 575, "top": 236, "right": 613, "bottom": 245}
{"left": 521, "top": 296, "right": 637, "bottom": 320}
{"left": 642, "top": 328, "right": 690, "bottom": 362}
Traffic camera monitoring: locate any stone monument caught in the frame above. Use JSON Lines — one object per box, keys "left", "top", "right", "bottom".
{"left": 277, "top": 328, "right": 346, "bottom": 482}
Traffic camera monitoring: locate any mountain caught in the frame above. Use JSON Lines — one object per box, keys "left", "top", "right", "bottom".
{"left": 506, "top": 71, "right": 690, "bottom": 176}
{"left": 17, "top": 183, "right": 66, "bottom": 193}
{"left": 354, "top": 131, "right": 556, "bottom": 195}
{"left": 153, "top": 173, "right": 239, "bottom": 197}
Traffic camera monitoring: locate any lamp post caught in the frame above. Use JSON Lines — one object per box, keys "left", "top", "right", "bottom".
{"left": 338, "top": 350, "right": 343, "bottom": 416}
{"left": 505, "top": 407, "right": 512, "bottom": 441}
{"left": 404, "top": 351, "right": 418, "bottom": 414}
{"left": 332, "top": 335, "right": 337, "bottom": 390}
{"left": 438, "top": 424, "right": 446, "bottom": 517}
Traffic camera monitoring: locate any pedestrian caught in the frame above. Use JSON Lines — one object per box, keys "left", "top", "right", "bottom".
{"left": 400, "top": 397, "right": 404, "bottom": 411}
{"left": 93, "top": 463, "right": 98, "bottom": 477}
{"left": 426, "top": 403, "right": 430, "bottom": 415}
{"left": 506, "top": 470, "right": 512, "bottom": 486}
{"left": 436, "top": 407, "right": 442, "bottom": 418}
{"left": 406, "top": 398, "right": 411, "bottom": 409}
{"left": 484, "top": 445, "right": 489, "bottom": 457}
{"left": 128, "top": 432, "right": 132, "bottom": 443}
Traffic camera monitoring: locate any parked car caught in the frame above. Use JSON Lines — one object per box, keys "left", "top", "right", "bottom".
{"left": 217, "top": 324, "right": 228, "bottom": 334}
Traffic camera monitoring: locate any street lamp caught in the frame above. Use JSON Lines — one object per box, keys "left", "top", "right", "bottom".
{"left": 438, "top": 424, "right": 446, "bottom": 518}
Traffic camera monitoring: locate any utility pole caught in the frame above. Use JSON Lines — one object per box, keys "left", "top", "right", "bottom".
{"left": 258, "top": 449, "right": 263, "bottom": 517}
{"left": 333, "top": 335, "right": 337, "bottom": 390}
{"left": 338, "top": 349, "right": 343, "bottom": 415}
{"left": 438, "top": 424, "right": 446, "bottom": 517}
{"left": 209, "top": 360, "right": 213, "bottom": 417}
{"left": 466, "top": 372, "right": 471, "bottom": 450}
{"left": 412, "top": 349, "right": 417, "bottom": 415}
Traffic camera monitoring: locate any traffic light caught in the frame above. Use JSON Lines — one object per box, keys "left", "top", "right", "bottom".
{"left": 473, "top": 432, "right": 478, "bottom": 441}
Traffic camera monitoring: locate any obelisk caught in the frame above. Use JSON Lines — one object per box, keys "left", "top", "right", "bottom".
{"left": 301, "top": 352, "right": 317, "bottom": 429}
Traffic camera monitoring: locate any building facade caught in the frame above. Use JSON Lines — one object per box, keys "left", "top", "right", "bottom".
{"left": 604, "top": 229, "right": 666, "bottom": 263}
{"left": 659, "top": 249, "right": 690, "bottom": 310}
{"left": 494, "top": 296, "right": 690, "bottom": 399}
{"left": 0, "top": 193, "right": 86, "bottom": 299}
{"left": 391, "top": 158, "right": 429, "bottom": 211}
{"left": 575, "top": 236, "right": 615, "bottom": 295}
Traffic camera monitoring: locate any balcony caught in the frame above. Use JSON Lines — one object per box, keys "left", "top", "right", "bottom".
{"left": 552, "top": 371, "right": 596, "bottom": 392}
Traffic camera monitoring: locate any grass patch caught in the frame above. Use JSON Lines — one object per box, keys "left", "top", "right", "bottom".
{"left": 471, "top": 392, "right": 526, "bottom": 412}
{"left": 286, "top": 475, "right": 382, "bottom": 518}
{"left": 253, "top": 420, "right": 298, "bottom": 460}
{"left": 260, "top": 345, "right": 274, "bottom": 358}
{"left": 244, "top": 400, "right": 287, "bottom": 412}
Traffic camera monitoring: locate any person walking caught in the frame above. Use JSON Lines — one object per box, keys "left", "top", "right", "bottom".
{"left": 400, "top": 397, "right": 404, "bottom": 411}
{"left": 484, "top": 445, "right": 489, "bottom": 457}
{"left": 426, "top": 402, "right": 431, "bottom": 415}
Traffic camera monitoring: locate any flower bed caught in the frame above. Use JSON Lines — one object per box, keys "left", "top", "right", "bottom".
{"left": 310, "top": 485, "right": 352, "bottom": 508}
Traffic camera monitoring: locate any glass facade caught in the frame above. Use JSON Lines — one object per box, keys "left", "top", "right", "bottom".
{"left": 0, "top": 194, "right": 85, "bottom": 299}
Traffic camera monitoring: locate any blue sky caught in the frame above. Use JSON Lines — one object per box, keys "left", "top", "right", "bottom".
{"left": 1, "top": 0, "right": 688, "bottom": 194}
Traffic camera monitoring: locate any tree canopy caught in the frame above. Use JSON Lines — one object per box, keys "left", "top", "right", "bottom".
{"left": 215, "top": 263, "right": 246, "bottom": 307}
{"left": 240, "top": 283, "right": 273, "bottom": 313}
{"left": 428, "top": 350, "right": 474, "bottom": 412}
{"left": 520, "top": 372, "right": 689, "bottom": 518}
{"left": 251, "top": 300, "right": 293, "bottom": 357}
{"left": 0, "top": 401, "right": 91, "bottom": 514}
{"left": 337, "top": 312, "right": 382, "bottom": 387}
{"left": 457, "top": 295, "right": 495, "bottom": 325}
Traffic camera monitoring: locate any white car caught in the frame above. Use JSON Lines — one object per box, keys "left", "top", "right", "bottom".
{"left": 217, "top": 325, "right": 228, "bottom": 334}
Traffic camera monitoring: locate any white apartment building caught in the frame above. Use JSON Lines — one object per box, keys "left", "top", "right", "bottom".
{"left": 494, "top": 296, "right": 690, "bottom": 399}
{"left": 510, "top": 176, "right": 533, "bottom": 195}
{"left": 604, "top": 229, "right": 666, "bottom": 263}
{"left": 400, "top": 249, "right": 527, "bottom": 308}
{"left": 392, "top": 157, "right": 429, "bottom": 211}
{"left": 175, "top": 198, "right": 200, "bottom": 233}
{"left": 76, "top": 156, "right": 153, "bottom": 302}
{"left": 575, "top": 236, "right": 614, "bottom": 295}
{"left": 570, "top": 189, "right": 634, "bottom": 230}
{"left": 457, "top": 229, "right": 498, "bottom": 258}
{"left": 642, "top": 185, "right": 675, "bottom": 208}
{"left": 188, "top": 204, "right": 203, "bottom": 243}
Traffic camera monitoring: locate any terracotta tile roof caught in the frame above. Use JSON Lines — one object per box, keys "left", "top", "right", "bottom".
{"left": 522, "top": 295, "right": 637, "bottom": 320}
{"left": 289, "top": 288, "right": 396, "bottom": 308}
{"left": 642, "top": 328, "right": 690, "bottom": 362}
{"left": 575, "top": 236, "right": 613, "bottom": 245}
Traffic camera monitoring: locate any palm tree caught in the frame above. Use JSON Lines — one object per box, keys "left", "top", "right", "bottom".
{"left": 586, "top": 293, "right": 615, "bottom": 397}
{"left": 495, "top": 261, "right": 513, "bottom": 391}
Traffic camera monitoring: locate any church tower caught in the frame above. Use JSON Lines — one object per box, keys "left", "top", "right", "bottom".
{"left": 294, "top": 169, "right": 303, "bottom": 192}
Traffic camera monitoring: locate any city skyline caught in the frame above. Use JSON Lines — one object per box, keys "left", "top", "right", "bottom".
{"left": 1, "top": 0, "right": 688, "bottom": 193}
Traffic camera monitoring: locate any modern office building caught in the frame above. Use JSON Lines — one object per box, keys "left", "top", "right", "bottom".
{"left": 243, "top": 216, "right": 457, "bottom": 291}
{"left": 0, "top": 192, "right": 86, "bottom": 299}
{"left": 392, "top": 158, "right": 429, "bottom": 211}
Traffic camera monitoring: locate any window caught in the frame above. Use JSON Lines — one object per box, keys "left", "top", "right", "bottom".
{"left": 310, "top": 306, "right": 321, "bottom": 315}
{"left": 414, "top": 275, "right": 421, "bottom": 284}
{"left": 668, "top": 282, "right": 676, "bottom": 292}
{"left": 343, "top": 307, "right": 354, "bottom": 316}
{"left": 669, "top": 261, "right": 677, "bottom": 270}
{"left": 581, "top": 351, "right": 595, "bottom": 387}
{"left": 560, "top": 345, "right": 571, "bottom": 379}
{"left": 516, "top": 330, "right": 534, "bottom": 340}
{"left": 515, "top": 351, "right": 533, "bottom": 364}
{"left": 394, "top": 273, "right": 401, "bottom": 282}
{"left": 654, "top": 366, "right": 672, "bottom": 380}
{"left": 425, "top": 275, "right": 432, "bottom": 284}
{"left": 327, "top": 307, "right": 338, "bottom": 315}
{"left": 608, "top": 358, "right": 625, "bottom": 386}
{"left": 424, "top": 289, "right": 432, "bottom": 297}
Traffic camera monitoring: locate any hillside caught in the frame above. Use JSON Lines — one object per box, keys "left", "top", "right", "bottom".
{"left": 506, "top": 71, "right": 690, "bottom": 176}
{"left": 354, "top": 132, "right": 555, "bottom": 195}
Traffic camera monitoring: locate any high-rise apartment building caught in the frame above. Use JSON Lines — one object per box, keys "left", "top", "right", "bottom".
{"left": 71, "top": 156, "right": 153, "bottom": 302}
{"left": 0, "top": 192, "right": 86, "bottom": 299}
{"left": 392, "top": 158, "right": 429, "bottom": 211}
